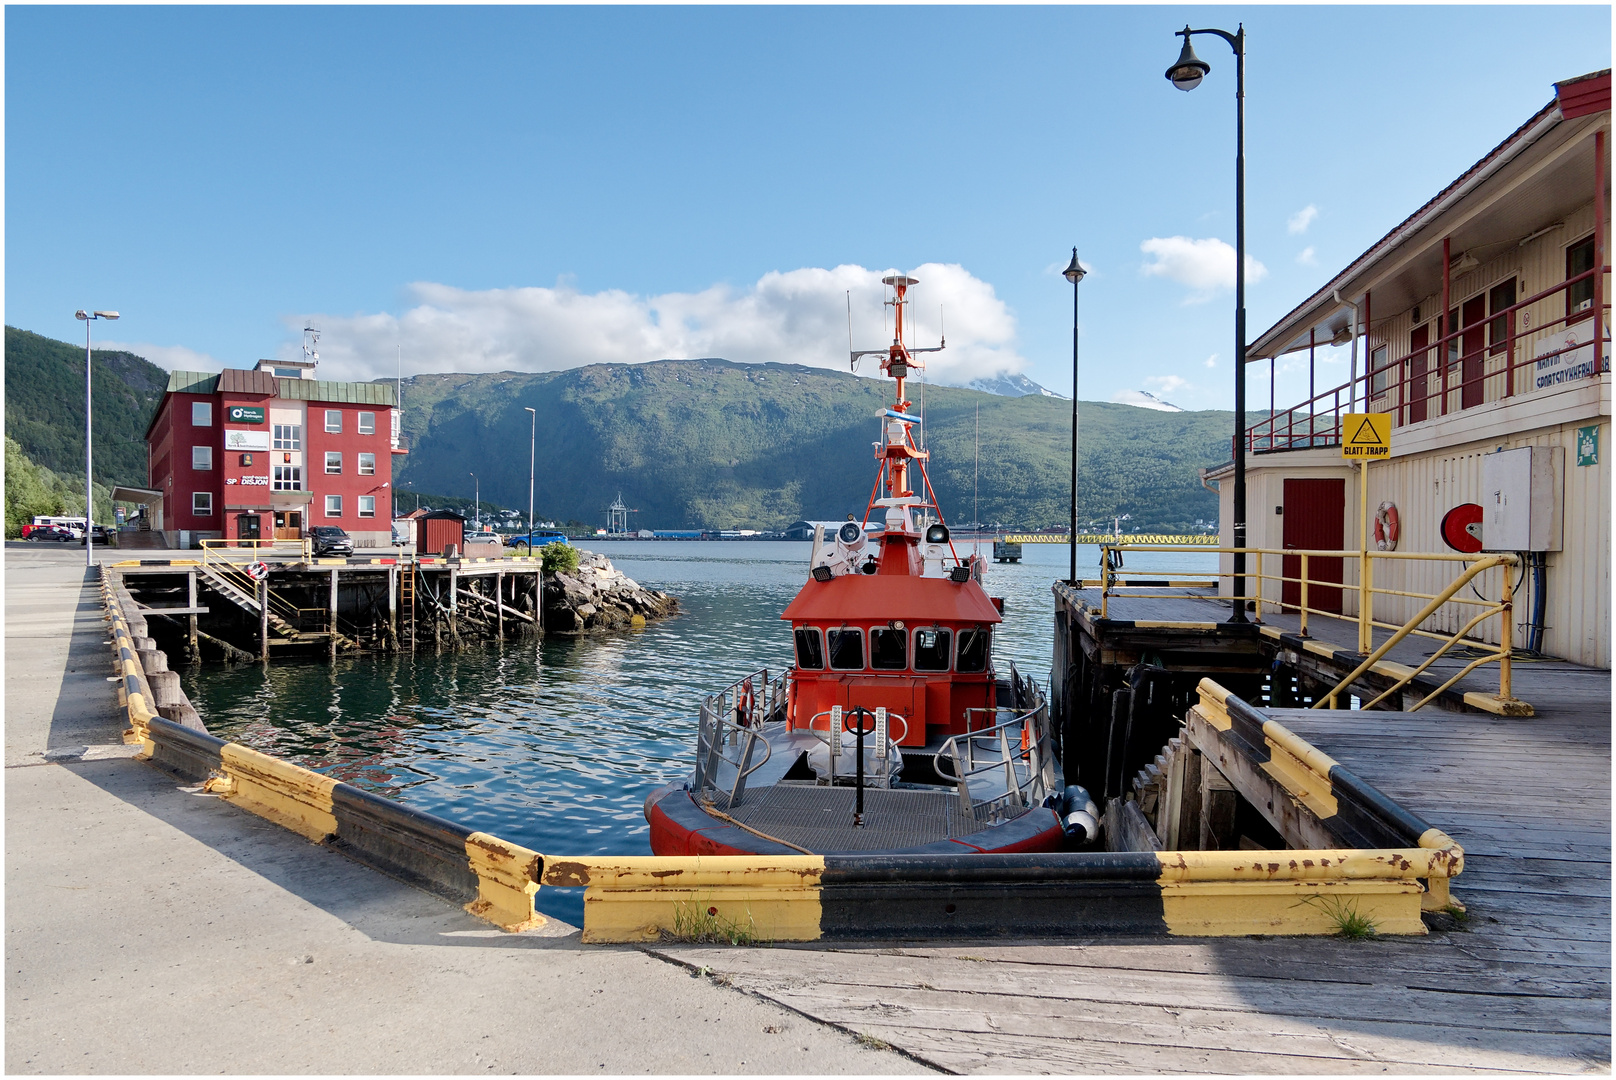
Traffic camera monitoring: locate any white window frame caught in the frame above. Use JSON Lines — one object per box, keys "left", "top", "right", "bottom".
{"left": 191, "top": 402, "right": 212, "bottom": 426}
{"left": 325, "top": 495, "right": 342, "bottom": 517}
{"left": 325, "top": 452, "right": 342, "bottom": 474}
{"left": 357, "top": 452, "right": 375, "bottom": 475}
{"left": 192, "top": 445, "right": 213, "bottom": 471}
{"left": 273, "top": 424, "right": 301, "bottom": 451}
{"left": 324, "top": 409, "right": 342, "bottom": 433}
{"left": 272, "top": 465, "right": 302, "bottom": 491}
{"left": 358, "top": 411, "right": 375, "bottom": 435}
{"left": 192, "top": 492, "right": 213, "bottom": 515}
{"left": 358, "top": 495, "right": 376, "bottom": 518}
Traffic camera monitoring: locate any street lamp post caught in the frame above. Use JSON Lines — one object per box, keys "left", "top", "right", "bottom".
{"left": 524, "top": 407, "right": 536, "bottom": 553}
{"left": 470, "top": 473, "right": 479, "bottom": 530}
{"left": 1062, "top": 249, "right": 1086, "bottom": 586}
{"left": 1166, "top": 23, "right": 1248, "bottom": 623}
{"left": 74, "top": 309, "right": 119, "bottom": 567}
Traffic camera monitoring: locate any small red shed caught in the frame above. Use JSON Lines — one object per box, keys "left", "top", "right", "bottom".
{"left": 416, "top": 510, "right": 466, "bottom": 555}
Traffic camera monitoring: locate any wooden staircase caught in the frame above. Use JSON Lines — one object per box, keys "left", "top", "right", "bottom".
{"left": 195, "top": 560, "right": 357, "bottom": 650}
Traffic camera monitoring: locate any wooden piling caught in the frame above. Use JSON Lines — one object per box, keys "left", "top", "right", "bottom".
{"left": 496, "top": 570, "right": 504, "bottom": 639}
{"left": 187, "top": 570, "right": 199, "bottom": 662}
{"left": 388, "top": 565, "right": 397, "bottom": 653}
{"left": 258, "top": 578, "right": 269, "bottom": 662}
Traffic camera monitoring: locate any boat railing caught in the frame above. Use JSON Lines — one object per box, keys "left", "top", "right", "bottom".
{"left": 934, "top": 689, "right": 1056, "bottom": 821}
{"left": 693, "top": 668, "right": 784, "bottom": 809}
{"left": 799, "top": 708, "right": 908, "bottom": 787}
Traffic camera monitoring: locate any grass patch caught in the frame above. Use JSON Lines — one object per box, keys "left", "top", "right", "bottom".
{"left": 855, "top": 1033, "right": 891, "bottom": 1051}
{"left": 666, "top": 902, "right": 758, "bottom": 946}
{"left": 1299, "top": 894, "right": 1379, "bottom": 939}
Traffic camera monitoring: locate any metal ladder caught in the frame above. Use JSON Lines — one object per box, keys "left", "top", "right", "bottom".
{"left": 399, "top": 558, "right": 416, "bottom": 653}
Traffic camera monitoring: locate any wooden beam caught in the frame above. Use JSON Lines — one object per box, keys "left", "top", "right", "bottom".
{"left": 455, "top": 588, "right": 534, "bottom": 624}
{"left": 1182, "top": 709, "right": 1340, "bottom": 851}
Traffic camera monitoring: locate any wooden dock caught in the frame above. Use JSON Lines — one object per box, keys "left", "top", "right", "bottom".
{"left": 654, "top": 672, "right": 1610, "bottom": 1073}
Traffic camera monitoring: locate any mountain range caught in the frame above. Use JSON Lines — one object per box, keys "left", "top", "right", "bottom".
{"left": 3, "top": 327, "right": 1232, "bottom": 531}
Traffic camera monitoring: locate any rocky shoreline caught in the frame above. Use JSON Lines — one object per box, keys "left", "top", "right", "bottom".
{"left": 542, "top": 550, "right": 678, "bottom": 634}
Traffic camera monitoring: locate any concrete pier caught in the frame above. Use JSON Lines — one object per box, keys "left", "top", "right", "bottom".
{"left": 3, "top": 547, "right": 921, "bottom": 1075}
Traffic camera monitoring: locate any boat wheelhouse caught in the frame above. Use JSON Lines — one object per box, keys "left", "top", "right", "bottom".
{"left": 645, "top": 275, "right": 1096, "bottom": 857}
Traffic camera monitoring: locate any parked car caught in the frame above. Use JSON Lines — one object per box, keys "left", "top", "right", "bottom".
{"left": 310, "top": 526, "right": 353, "bottom": 557}
{"left": 505, "top": 529, "right": 570, "bottom": 552}
{"left": 26, "top": 526, "right": 76, "bottom": 543}
{"left": 79, "top": 525, "right": 114, "bottom": 545}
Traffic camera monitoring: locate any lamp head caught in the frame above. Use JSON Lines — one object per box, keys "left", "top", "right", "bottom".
{"left": 95, "top": 311, "right": 119, "bottom": 320}
{"left": 75, "top": 310, "right": 89, "bottom": 321}
{"left": 1062, "top": 248, "right": 1087, "bottom": 285}
{"left": 1166, "top": 30, "right": 1210, "bottom": 91}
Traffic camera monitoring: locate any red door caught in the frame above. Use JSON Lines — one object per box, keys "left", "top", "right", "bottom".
{"left": 1408, "top": 324, "right": 1429, "bottom": 424}
{"left": 1281, "top": 478, "right": 1345, "bottom": 615}
{"left": 1460, "top": 295, "right": 1487, "bottom": 409}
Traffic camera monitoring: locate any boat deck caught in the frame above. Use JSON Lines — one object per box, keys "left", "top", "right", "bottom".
{"left": 727, "top": 785, "right": 993, "bottom": 852}
{"left": 654, "top": 665, "right": 1612, "bottom": 1072}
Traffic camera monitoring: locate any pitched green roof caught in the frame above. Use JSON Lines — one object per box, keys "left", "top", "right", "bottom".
{"left": 275, "top": 378, "right": 397, "bottom": 406}
{"left": 165, "top": 370, "right": 220, "bottom": 395}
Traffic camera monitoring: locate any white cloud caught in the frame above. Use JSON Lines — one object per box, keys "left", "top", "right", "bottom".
{"left": 99, "top": 341, "right": 223, "bottom": 372}
{"left": 1145, "top": 374, "right": 1188, "bottom": 394}
{"left": 1296, "top": 246, "right": 1317, "bottom": 266}
{"left": 1139, "top": 236, "right": 1267, "bottom": 302}
{"left": 1204, "top": 353, "right": 1218, "bottom": 369}
{"left": 283, "top": 263, "right": 1027, "bottom": 388}
{"left": 1288, "top": 205, "right": 1319, "bottom": 234}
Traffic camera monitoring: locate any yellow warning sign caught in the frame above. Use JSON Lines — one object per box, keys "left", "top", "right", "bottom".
{"left": 1341, "top": 412, "right": 1392, "bottom": 459}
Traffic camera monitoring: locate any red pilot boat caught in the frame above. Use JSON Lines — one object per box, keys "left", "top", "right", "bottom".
{"left": 645, "top": 274, "right": 1099, "bottom": 856}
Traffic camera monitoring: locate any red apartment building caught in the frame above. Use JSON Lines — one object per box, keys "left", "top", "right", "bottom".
{"left": 144, "top": 358, "right": 401, "bottom": 548}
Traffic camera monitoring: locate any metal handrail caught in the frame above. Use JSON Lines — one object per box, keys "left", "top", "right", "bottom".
{"left": 932, "top": 692, "right": 1054, "bottom": 817}
{"left": 1248, "top": 269, "right": 1608, "bottom": 452}
{"left": 693, "top": 668, "right": 783, "bottom": 808}
{"left": 1092, "top": 543, "right": 1521, "bottom": 708}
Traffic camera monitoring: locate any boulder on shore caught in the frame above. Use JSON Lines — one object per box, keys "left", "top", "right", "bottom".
{"left": 542, "top": 550, "right": 678, "bottom": 634}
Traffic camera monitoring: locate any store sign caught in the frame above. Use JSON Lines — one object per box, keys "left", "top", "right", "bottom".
{"left": 225, "top": 476, "right": 271, "bottom": 486}
{"left": 227, "top": 406, "right": 266, "bottom": 424}
{"left": 224, "top": 429, "right": 271, "bottom": 451}
{"left": 1532, "top": 325, "right": 1606, "bottom": 391}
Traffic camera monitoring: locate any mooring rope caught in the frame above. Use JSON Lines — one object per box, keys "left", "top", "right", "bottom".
{"left": 697, "top": 797, "right": 816, "bottom": 855}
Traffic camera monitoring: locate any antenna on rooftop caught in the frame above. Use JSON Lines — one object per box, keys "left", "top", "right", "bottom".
{"left": 302, "top": 326, "right": 321, "bottom": 369}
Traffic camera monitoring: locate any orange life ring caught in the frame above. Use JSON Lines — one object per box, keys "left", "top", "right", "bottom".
{"left": 1374, "top": 501, "right": 1400, "bottom": 551}
{"left": 736, "top": 678, "right": 755, "bottom": 727}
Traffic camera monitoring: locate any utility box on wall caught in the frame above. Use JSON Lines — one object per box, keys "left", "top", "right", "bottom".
{"left": 1481, "top": 446, "right": 1563, "bottom": 552}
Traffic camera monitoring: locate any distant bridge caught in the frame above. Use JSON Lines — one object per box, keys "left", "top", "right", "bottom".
{"left": 999, "top": 533, "right": 1220, "bottom": 545}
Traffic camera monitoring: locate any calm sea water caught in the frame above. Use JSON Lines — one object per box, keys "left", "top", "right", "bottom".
{"left": 183, "top": 538, "right": 1213, "bottom": 923}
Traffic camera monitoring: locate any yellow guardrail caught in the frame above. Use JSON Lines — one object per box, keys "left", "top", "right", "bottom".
{"left": 1092, "top": 544, "right": 1523, "bottom": 713}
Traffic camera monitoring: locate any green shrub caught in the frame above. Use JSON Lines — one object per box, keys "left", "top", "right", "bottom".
{"left": 541, "top": 541, "right": 579, "bottom": 575}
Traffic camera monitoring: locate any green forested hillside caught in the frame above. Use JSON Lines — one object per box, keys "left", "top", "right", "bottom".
{"left": 4, "top": 326, "right": 168, "bottom": 487}
{"left": 4, "top": 437, "right": 120, "bottom": 536}
{"left": 392, "top": 360, "right": 1231, "bottom": 531}
{"left": 1, "top": 328, "right": 1232, "bottom": 532}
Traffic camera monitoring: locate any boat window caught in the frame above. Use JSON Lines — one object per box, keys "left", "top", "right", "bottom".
{"left": 869, "top": 627, "right": 907, "bottom": 670}
{"left": 794, "top": 627, "right": 824, "bottom": 670}
{"left": 956, "top": 627, "right": 990, "bottom": 672}
{"left": 827, "top": 628, "right": 864, "bottom": 670}
{"left": 913, "top": 628, "right": 951, "bottom": 672}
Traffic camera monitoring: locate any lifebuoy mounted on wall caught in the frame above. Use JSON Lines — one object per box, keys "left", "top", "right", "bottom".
{"left": 245, "top": 561, "right": 271, "bottom": 581}
{"left": 1373, "top": 501, "right": 1400, "bottom": 551}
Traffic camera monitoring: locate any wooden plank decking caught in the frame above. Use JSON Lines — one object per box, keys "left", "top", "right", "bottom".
{"left": 653, "top": 670, "right": 1611, "bottom": 1073}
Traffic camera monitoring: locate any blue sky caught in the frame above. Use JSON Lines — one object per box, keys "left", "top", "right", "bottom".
{"left": 7, "top": 5, "right": 1610, "bottom": 410}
